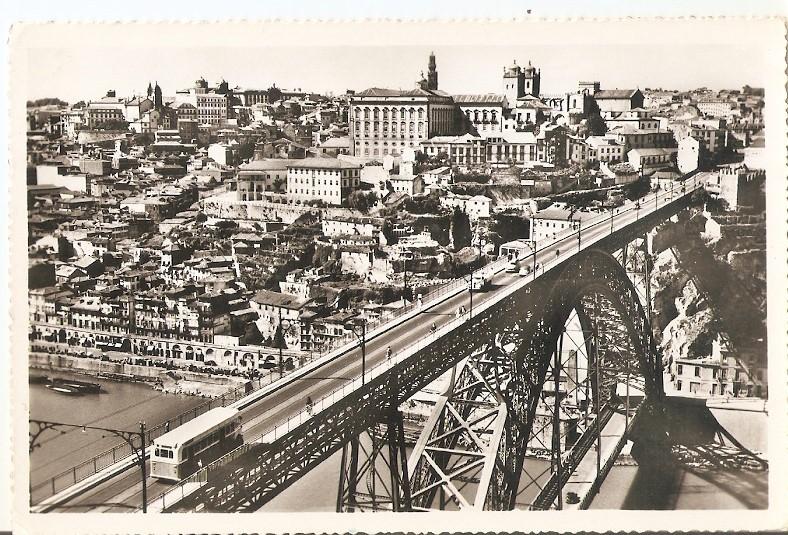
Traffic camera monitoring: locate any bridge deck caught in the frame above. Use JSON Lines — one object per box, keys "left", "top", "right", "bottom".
{"left": 44, "top": 174, "right": 707, "bottom": 512}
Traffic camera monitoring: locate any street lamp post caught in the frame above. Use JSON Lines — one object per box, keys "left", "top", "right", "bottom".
{"left": 462, "top": 274, "right": 474, "bottom": 320}
{"left": 524, "top": 239, "right": 538, "bottom": 278}
{"left": 30, "top": 420, "right": 148, "bottom": 512}
{"left": 345, "top": 318, "right": 368, "bottom": 386}
{"left": 610, "top": 206, "right": 615, "bottom": 234}
{"left": 277, "top": 308, "right": 292, "bottom": 379}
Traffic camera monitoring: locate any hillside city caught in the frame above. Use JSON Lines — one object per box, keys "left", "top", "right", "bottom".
{"left": 26, "top": 53, "right": 767, "bottom": 401}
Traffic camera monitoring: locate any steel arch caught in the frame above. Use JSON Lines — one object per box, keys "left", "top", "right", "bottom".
{"left": 480, "top": 248, "right": 662, "bottom": 509}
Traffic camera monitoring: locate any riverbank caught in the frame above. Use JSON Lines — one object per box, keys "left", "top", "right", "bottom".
{"left": 29, "top": 369, "right": 209, "bottom": 490}
{"left": 30, "top": 352, "right": 247, "bottom": 398}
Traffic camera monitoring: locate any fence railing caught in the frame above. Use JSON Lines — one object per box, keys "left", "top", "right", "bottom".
{"left": 30, "top": 374, "right": 270, "bottom": 505}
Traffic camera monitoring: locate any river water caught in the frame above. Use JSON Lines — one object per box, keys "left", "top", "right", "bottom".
{"left": 29, "top": 370, "right": 206, "bottom": 487}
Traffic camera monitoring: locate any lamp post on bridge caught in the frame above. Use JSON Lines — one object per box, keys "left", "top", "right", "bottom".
{"left": 30, "top": 420, "right": 148, "bottom": 512}
{"left": 524, "top": 239, "right": 538, "bottom": 278}
{"left": 276, "top": 308, "right": 292, "bottom": 379}
{"left": 344, "top": 318, "right": 368, "bottom": 386}
{"left": 461, "top": 274, "right": 474, "bottom": 321}
{"left": 609, "top": 205, "right": 615, "bottom": 234}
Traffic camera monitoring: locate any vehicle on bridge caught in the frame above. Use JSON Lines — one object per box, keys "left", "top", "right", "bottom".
{"left": 470, "top": 273, "right": 490, "bottom": 291}
{"left": 151, "top": 406, "right": 243, "bottom": 482}
{"left": 505, "top": 260, "right": 519, "bottom": 273}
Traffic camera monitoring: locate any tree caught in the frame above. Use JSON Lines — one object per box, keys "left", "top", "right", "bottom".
{"left": 27, "top": 97, "right": 68, "bottom": 108}
{"left": 267, "top": 86, "right": 283, "bottom": 103}
{"left": 404, "top": 194, "right": 443, "bottom": 215}
{"left": 347, "top": 190, "right": 377, "bottom": 212}
{"left": 624, "top": 175, "right": 651, "bottom": 200}
{"left": 450, "top": 207, "right": 472, "bottom": 250}
{"left": 586, "top": 113, "right": 607, "bottom": 136}
{"left": 94, "top": 119, "right": 129, "bottom": 131}
{"left": 381, "top": 219, "right": 398, "bottom": 245}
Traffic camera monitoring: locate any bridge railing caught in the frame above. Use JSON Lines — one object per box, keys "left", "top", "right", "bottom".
{"left": 150, "top": 239, "right": 579, "bottom": 511}
{"left": 321, "top": 256, "right": 512, "bottom": 354}
{"left": 146, "top": 177, "right": 703, "bottom": 512}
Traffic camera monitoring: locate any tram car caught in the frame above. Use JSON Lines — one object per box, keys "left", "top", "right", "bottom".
{"left": 151, "top": 406, "right": 243, "bottom": 482}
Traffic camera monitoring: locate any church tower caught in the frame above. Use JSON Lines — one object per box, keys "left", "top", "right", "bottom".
{"left": 523, "top": 61, "right": 541, "bottom": 97}
{"left": 153, "top": 81, "right": 163, "bottom": 109}
{"left": 147, "top": 82, "right": 153, "bottom": 98}
{"left": 427, "top": 52, "right": 438, "bottom": 91}
{"left": 502, "top": 60, "right": 525, "bottom": 105}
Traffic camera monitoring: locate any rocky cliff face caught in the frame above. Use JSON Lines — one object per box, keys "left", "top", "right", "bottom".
{"left": 649, "top": 178, "right": 766, "bottom": 371}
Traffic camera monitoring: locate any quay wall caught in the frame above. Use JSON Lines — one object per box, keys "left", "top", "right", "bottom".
{"left": 30, "top": 353, "right": 248, "bottom": 391}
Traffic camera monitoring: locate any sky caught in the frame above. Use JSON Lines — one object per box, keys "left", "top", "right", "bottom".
{"left": 20, "top": 20, "right": 774, "bottom": 104}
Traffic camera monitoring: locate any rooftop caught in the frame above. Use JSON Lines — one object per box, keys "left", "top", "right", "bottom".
{"left": 238, "top": 159, "right": 290, "bottom": 172}
{"left": 595, "top": 89, "right": 641, "bottom": 100}
{"left": 286, "top": 158, "right": 361, "bottom": 170}
{"left": 533, "top": 206, "right": 598, "bottom": 222}
{"left": 251, "top": 289, "right": 310, "bottom": 310}
{"left": 354, "top": 87, "right": 451, "bottom": 99}
{"left": 453, "top": 94, "right": 506, "bottom": 105}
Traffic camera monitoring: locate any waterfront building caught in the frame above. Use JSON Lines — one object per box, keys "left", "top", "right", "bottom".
{"left": 250, "top": 290, "right": 311, "bottom": 350}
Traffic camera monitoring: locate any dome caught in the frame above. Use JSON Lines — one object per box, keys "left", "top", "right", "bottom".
{"left": 503, "top": 60, "right": 521, "bottom": 77}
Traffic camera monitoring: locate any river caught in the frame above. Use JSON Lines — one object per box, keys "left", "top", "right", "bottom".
{"left": 29, "top": 370, "right": 206, "bottom": 488}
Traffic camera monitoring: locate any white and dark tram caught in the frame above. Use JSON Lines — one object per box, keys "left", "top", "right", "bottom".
{"left": 151, "top": 406, "right": 243, "bottom": 482}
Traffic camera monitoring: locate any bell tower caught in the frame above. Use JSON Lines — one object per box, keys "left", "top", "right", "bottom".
{"left": 502, "top": 60, "right": 525, "bottom": 106}
{"left": 427, "top": 52, "right": 438, "bottom": 91}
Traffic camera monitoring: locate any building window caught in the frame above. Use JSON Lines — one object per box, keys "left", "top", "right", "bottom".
{"left": 694, "top": 366, "right": 701, "bottom": 377}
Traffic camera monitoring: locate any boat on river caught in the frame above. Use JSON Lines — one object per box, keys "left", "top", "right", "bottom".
{"left": 44, "top": 383, "right": 83, "bottom": 395}
{"left": 50, "top": 378, "right": 103, "bottom": 393}
{"left": 44, "top": 377, "right": 101, "bottom": 395}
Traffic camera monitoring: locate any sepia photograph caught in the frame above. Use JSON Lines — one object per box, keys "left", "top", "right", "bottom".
{"left": 5, "top": 14, "right": 787, "bottom": 535}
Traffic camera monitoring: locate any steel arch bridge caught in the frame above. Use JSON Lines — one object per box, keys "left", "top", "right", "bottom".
{"left": 164, "top": 244, "right": 665, "bottom": 513}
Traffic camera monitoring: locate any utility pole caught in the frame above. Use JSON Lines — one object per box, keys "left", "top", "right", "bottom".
{"left": 277, "top": 307, "right": 288, "bottom": 378}
{"left": 139, "top": 421, "right": 147, "bottom": 513}
{"left": 402, "top": 254, "right": 410, "bottom": 303}
{"left": 29, "top": 420, "right": 149, "bottom": 512}
{"left": 346, "top": 319, "right": 367, "bottom": 386}
{"left": 468, "top": 277, "right": 473, "bottom": 320}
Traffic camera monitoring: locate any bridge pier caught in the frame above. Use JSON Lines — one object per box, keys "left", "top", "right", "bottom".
{"left": 336, "top": 408, "right": 411, "bottom": 512}
{"left": 337, "top": 371, "right": 411, "bottom": 512}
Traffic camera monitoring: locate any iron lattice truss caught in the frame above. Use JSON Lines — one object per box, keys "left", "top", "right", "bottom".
{"left": 166, "top": 248, "right": 661, "bottom": 512}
